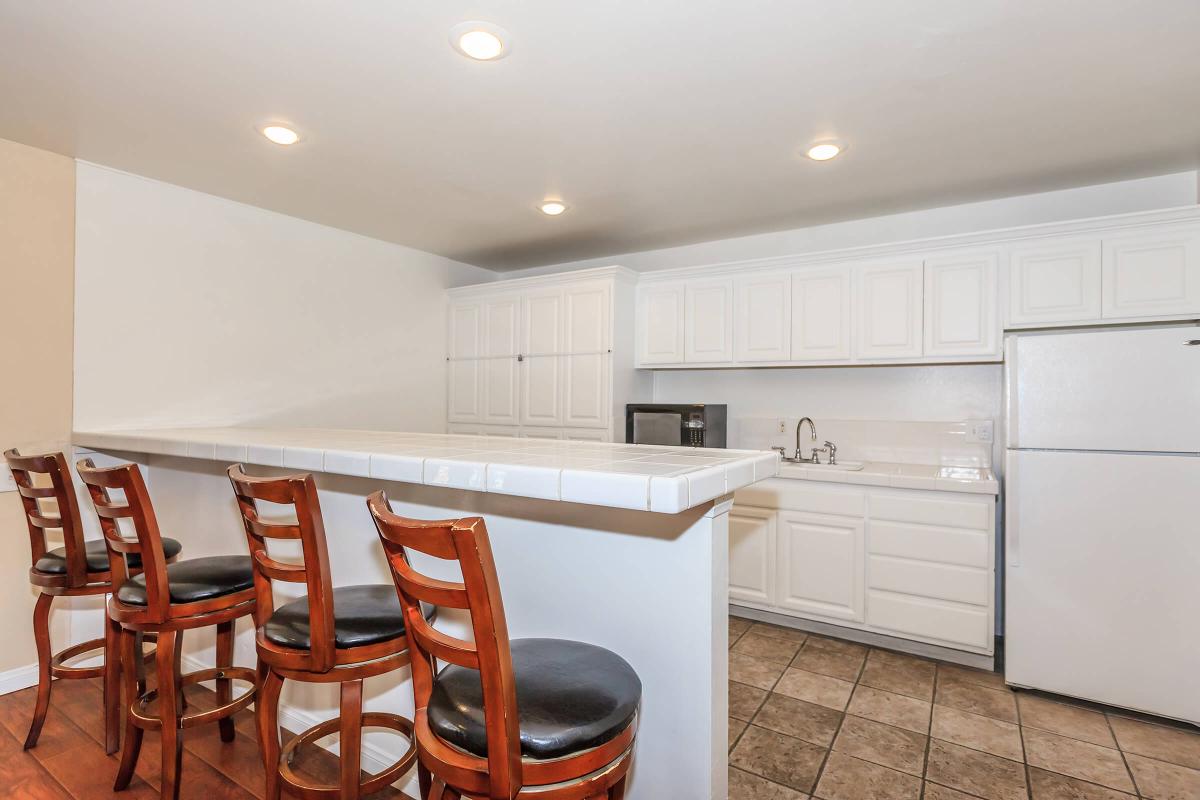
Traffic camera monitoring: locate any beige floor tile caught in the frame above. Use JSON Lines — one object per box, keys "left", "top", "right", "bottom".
{"left": 833, "top": 714, "right": 928, "bottom": 776}
{"left": 804, "top": 635, "right": 868, "bottom": 658}
{"left": 1028, "top": 767, "right": 1135, "bottom": 799}
{"left": 860, "top": 649, "right": 936, "bottom": 700}
{"left": 939, "top": 663, "right": 1009, "bottom": 692}
{"left": 748, "top": 621, "right": 808, "bottom": 644}
{"left": 1108, "top": 714, "right": 1200, "bottom": 770}
{"left": 1022, "top": 727, "right": 1135, "bottom": 793}
{"left": 730, "top": 717, "right": 748, "bottom": 750}
{"left": 732, "top": 631, "right": 804, "bottom": 664}
{"left": 1125, "top": 752, "right": 1200, "bottom": 799}
{"left": 1017, "top": 693, "right": 1116, "bottom": 747}
{"left": 728, "top": 766, "right": 809, "bottom": 800}
{"left": 753, "top": 692, "right": 843, "bottom": 747}
{"left": 847, "top": 684, "right": 932, "bottom": 734}
{"left": 931, "top": 705, "right": 1023, "bottom": 762}
{"left": 731, "top": 652, "right": 787, "bottom": 691}
{"left": 730, "top": 680, "right": 769, "bottom": 721}
{"left": 730, "top": 724, "right": 826, "bottom": 793}
{"left": 923, "top": 783, "right": 988, "bottom": 800}
{"left": 926, "top": 740, "right": 1029, "bottom": 800}
{"left": 936, "top": 680, "right": 1018, "bottom": 723}
{"left": 774, "top": 667, "right": 855, "bottom": 711}
{"left": 730, "top": 616, "right": 753, "bottom": 637}
{"left": 814, "top": 751, "right": 922, "bottom": 800}
{"left": 791, "top": 640, "right": 866, "bottom": 681}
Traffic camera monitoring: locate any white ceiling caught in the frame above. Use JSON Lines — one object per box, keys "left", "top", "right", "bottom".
{"left": 2, "top": 2, "right": 1199, "bottom": 271}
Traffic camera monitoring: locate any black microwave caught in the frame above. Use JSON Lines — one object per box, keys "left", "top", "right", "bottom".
{"left": 625, "top": 404, "right": 727, "bottom": 448}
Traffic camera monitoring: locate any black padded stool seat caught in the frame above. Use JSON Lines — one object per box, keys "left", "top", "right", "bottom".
{"left": 428, "top": 638, "right": 642, "bottom": 761}
{"left": 263, "top": 584, "right": 432, "bottom": 650}
{"left": 34, "top": 537, "right": 183, "bottom": 575}
{"left": 116, "top": 555, "right": 254, "bottom": 605}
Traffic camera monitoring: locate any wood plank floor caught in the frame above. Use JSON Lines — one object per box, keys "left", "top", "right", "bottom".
{"left": 0, "top": 676, "right": 414, "bottom": 800}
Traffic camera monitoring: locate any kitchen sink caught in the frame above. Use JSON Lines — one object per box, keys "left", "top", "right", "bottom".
{"left": 781, "top": 460, "right": 865, "bottom": 471}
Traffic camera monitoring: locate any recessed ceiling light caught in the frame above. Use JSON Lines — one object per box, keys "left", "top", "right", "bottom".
{"left": 805, "top": 142, "right": 843, "bottom": 161}
{"left": 539, "top": 201, "right": 568, "bottom": 216}
{"left": 450, "top": 22, "right": 510, "bottom": 61}
{"left": 261, "top": 125, "right": 300, "bottom": 146}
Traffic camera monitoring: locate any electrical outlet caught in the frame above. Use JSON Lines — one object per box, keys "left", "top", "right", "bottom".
{"left": 966, "top": 419, "right": 994, "bottom": 444}
{"left": 0, "top": 469, "right": 16, "bottom": 494}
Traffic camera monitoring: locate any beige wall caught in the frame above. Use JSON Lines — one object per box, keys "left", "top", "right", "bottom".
{"left": 0, "top": 138, "right": 75, "bottom": 673}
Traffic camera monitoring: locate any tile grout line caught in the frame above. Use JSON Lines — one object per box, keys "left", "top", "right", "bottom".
{"left": 1104, "top": 710, "right": 1144, "bottom": 798}
{"left": 804, "top": 635, "right": 870, "bottom": 799}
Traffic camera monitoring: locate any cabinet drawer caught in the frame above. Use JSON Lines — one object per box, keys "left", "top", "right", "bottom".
{"left": 868, "top": 555, "right": 989, "bottom": 605}
{"left": 869, "top": 520, "right": 989, "bottom": 568}
{"left": 867, "top": 590, "right": 991, "bottom": 650}
{"left": 870, "top": 492, "right": 991, "bottom": 530}
{"left": 736, "top": 479, "right": 865, "bottom": 516}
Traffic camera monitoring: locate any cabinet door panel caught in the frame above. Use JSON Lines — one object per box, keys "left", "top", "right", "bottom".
{"left": 564, "top": 281, "right": 611, "bottom": 354}
{"left": 685, "top": 279, "right": 734, "bottom": 363}
{"left": 730, "top": 506, "right": 776, "bottom": 606}
{"left": 1102, "top": 228, "right": 1200, "bottom": 318}
{"left": 924, "top": 251, "right": 998, "bottom": 358}
{"left": 519, "top": 354, "right": 563, "bottom": 427}
{"left": 855, "top": 261, "right": 924, "bottom": 359}
{"left": 563, "top": 353, "right": 611, "bottom": 428}
{"left": 523, "top": 290, "right": 563, "bottom": 356}
{"left": 448, "top": 301, "right": 481, "bottom": 359}
{"left": 735, "top": 273, "right": 791, "bottom": 362}
{"left": 447, "top": 359, "right": 481, "bottom": 423}
{"left": 776, "top": 511, "right": 864, "bottom": 622}
{"left": 482, "top": 296, "right": 520, "bottom": 357}
{"left": 481, "top": 357, "right": 519, "bottom": 425}
{"left": 637, "top": 283, "right": 686, "bottom": 364}
{"left": 791, "top": 268, "right": 852, "bottom": 361}
{"left": 1007, "top": 239, "right": 1102, "bottom": 326}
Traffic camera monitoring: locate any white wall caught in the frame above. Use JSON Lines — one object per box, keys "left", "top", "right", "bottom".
{"left": 74, "top": 163, "right": 496, "bottom": 433}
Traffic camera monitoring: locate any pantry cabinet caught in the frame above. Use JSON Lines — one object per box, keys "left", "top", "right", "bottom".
{"left": 731, "top": 477, "right": 996, "bottom": 656}
{"left": 447, "top": 266, "right": 649, "bottom": 441}
{"left": 854, "top": 260, "right": 924, "bottom": 360}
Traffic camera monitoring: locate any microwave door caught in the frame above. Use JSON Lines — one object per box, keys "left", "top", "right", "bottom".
{"left": 633, "top": 412, "right": 682, "bottom": 446}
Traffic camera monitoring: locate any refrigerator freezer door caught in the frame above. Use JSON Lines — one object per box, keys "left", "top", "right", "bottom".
{"left": 1005, "top": 449, "right": 1200, "bottom": 724}
{"left": 1006, "top": 325, "right": 1200, "bottom": 452}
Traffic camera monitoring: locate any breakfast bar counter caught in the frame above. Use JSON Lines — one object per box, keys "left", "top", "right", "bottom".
{"left": 72, "top": 427, "right": 780, "bottom": 800}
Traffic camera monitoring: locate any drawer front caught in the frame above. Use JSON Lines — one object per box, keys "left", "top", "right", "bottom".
{"left": 870, "top": 492, "right": 991, "bottom": 530}
{"left": 736, "top": 479, "right": 865, "bottom": 516}
{"left": 869, "top": 520, "right": 990, "bottom": 568}
{"left": 868, "top": 555, "right": 990, "bottom": 605}
{"left": 867, "top": 590, "right": 991, "bottom": 650}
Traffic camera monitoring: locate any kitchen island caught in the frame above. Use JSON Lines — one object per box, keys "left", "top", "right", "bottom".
{"left": 72, "top": 427, "right": 779, "bottom": 800}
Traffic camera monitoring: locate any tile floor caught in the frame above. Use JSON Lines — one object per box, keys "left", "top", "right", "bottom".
{"left": 728, "top": 615, "right": 1200, "bottom": 800}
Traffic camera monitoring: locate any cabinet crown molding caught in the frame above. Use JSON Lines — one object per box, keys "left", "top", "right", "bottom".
{"left": 448, "top": 264, "right": 638, "bottom": 297}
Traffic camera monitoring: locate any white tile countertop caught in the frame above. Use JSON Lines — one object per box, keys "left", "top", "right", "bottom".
{"left": 775, "top": 460, "right": 999, "bottom": 494}
{"left": 72, "top": 427, "right": 779, "bottom": 514}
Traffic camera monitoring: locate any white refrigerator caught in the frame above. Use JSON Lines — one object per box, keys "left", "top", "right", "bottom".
{"left": 1005, "top": 324, "right": 1200, "bottom": 725}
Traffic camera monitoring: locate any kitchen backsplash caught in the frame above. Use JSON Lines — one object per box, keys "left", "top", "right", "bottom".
{"left": 735, "top": 417, "right": 994, "bottom": 468}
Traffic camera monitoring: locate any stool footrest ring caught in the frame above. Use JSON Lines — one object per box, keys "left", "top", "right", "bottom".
{"left": 129, "top": 666, "right": 257, "bottom": 730}
{"left": 277, "top": 712, "right": 417, "bottom": 799}
{"left": 50, "top": 637, "right": 106, "bottom": 680}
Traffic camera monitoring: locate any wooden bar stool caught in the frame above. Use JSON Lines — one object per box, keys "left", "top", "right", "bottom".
{"left": 367, "top": 491, "right": 641, "bottom": 800}
{"left": 76, "top": 458, "right": 259, "bottom": 800}
{"left": 4, "top": 448, "right": 182, "bottom": 754}
{"left": 227, "top": 465, "right": 420, "bottom": 800}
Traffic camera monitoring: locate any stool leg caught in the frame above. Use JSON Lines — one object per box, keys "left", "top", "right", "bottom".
{"left": 214, "top": 620, "right": 235, "bottom": 742}
{"left": 418, "top": 764, "right": 431, "bottom": 799}
{"left": 339, "top": 678, "right": 364, "bottom": 800}
{"left": 114, "top": 629, "right": 144, "bottom": 790}
{"left": 135, "top": 632, "right": 148, "bottom": 695}
{"left": 610, "top": 776, "right": 628, "bottom": 799}
{"left": 103, "top": 613, "right": 121, "bottom": 754}
{"left": 157, "top": 629, "right": 184, "bottom": 800}
{"left": 257, "top": 666, "right": 284, "bottom": 800}
{"left": 24, "top": 593, "right": 53, "bottom": 750}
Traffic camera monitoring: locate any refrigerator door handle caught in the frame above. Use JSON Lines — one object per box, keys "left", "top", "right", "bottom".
{"left": 1006, "top": 454, "right": 1019, "bottom": 568}
{"left": 1185, "top": 340, "right": 1200, "bottom": 346}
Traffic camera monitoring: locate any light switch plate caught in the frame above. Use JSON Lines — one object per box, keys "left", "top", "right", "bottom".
{"left": 0, "top": 469, "right": 17, "bottom": 493}
{"left": 966, "top": 419, "right": 995, "bottom": 444}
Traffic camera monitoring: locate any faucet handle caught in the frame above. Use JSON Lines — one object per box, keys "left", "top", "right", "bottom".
{"left": 770, "top": 446, "right": 786, "bottom": 459}
{"left": 824, "top": 441, "right": 838, "bottom": 465}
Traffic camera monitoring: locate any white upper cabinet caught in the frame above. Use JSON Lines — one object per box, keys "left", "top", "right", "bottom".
{"left": 637, "top": 281, "right": 686, "bottom": 365}
{"left": 684, "top": 278, "right": 734, "bottom": 363}
{"left": 563, "top": 281, "right": 612, "bottom": 354}
{"left": 734, "top": 272, "right": 791, "bottom": 362}
{"left": 924, "top": 250, "right": 999, "bottom": 358}
{"left": 1007, "top": 238, "right": 1102, "bottom": 326}
{"left": 854, "top": 260, "right": 924, "bottom": 360}
{"left": 791, "top": 267, "right": 853, "bottom": 361}
{"left": 522, "top": 288, "right": 563, "bottom": 356}
{"left": 448, "top": 301, "right": 482, "bottom": 360}
{"left": 1102, "top": 227, "right": 1200, "bottom": 319}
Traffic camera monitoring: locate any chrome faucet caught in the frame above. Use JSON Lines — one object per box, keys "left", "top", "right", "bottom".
{"left": 795, "top": 417, "right": 817, "bottom": 462}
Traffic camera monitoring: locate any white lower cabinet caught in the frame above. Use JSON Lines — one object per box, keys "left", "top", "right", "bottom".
{"left": 732, "top": 478, "right": 996, "bottom": 655}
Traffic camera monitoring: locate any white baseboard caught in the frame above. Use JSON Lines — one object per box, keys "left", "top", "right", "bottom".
{"left": 0, "top": 663, "right": 40, "bottom": 696}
